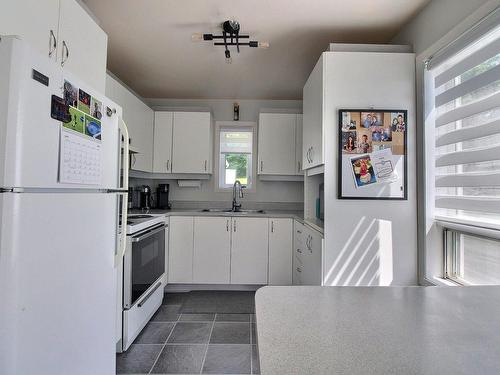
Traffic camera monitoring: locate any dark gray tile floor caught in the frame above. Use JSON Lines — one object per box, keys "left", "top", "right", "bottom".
{"left": 117, "top": 291, "right": 260, "bottom": 374}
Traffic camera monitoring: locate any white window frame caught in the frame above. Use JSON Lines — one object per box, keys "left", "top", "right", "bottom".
{"left": 214, "top": 121, "right": 257, "bottom": 193}
{"left": 444, "top": 228, "right": 500, "bottom": 285}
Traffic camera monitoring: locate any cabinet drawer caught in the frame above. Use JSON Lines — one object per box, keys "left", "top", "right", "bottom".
{"left": 122, "top": 281, "right": 163, "bottom": 351}
{"left": 293, "top": 264, "right": 303, "bottom": 285}
{"left": 294, "top": 221, "right": 305, "bottom": 245}
{"left": 294, "top": 246, "right": 305, "bottom": 264}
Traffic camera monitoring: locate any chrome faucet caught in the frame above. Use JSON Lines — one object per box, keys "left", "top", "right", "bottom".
{"left": 232, "top": 180, "right": 244, "bottom": 212}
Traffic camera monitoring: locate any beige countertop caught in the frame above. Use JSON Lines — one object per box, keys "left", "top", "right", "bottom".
{"left": 129, "top": 208, "right": 324, "bottom": 234}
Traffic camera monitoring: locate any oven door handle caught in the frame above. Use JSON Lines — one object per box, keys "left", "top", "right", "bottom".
{"left": 131, "top": 224, "right": 166, "bottom": 243}
{"left": 137, "top": 281, "right": 162, "bottom": 308}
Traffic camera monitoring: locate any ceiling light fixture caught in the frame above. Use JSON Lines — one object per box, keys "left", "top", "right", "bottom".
{"left": 192, "top": 20, "right": 269, "bottom": 64}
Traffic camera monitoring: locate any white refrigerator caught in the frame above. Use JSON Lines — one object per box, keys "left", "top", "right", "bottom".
{"left": 0, "top": 36, "right": 129, "bottom": 374}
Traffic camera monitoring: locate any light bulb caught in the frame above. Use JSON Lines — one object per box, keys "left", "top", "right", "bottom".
{"left": 225, "top": 50, "right": 232, "bottom": 64}
{"left": 258, "top": 41, "right": 270, "bottom": 49}
{"left": 191, "top": 33, "right": 203, "bottom": 42}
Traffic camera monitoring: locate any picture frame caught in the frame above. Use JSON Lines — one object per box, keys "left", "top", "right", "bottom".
{"left": 338, "top": 109, "right": 408, "bottom": 200}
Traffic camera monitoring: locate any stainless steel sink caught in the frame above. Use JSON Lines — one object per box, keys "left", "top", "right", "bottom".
{"left": 199, "top": 208, "right": 266, "bottom": 214}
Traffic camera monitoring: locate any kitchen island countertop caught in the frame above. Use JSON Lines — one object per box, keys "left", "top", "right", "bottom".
{"left": 255, "top": 286, "right": 500, "bottom": 375}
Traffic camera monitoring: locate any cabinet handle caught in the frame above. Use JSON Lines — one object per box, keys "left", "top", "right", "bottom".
{"left": 306, "top": 148, "right": 311, "bottom": 163}
{"left": 226, "top": 219, "right": 229, "bottom": 232}
{"left": 260, "top": 160, "right": 263, "bottom": 172}
{"left": 61, "top": 40, "right": 69, "bottom": 66}
{"left": 48, "top": 30, "right": 57, "bottom": 57}
{"left": 166, "top": 160, "right": 170, "bottom": 171}
{"left": 298, "top": 161, "right": 301, "bottom": 172}
{"left": 233, "top": 220, "right": 236, "bottom": 232}
{"left": 297, "top": 248, "right": 302, "bottom": 254}
{"left": 310, "top": 147, "right": 314, "bottom": 162}
{"left": 204, "top": 160, "right": 207, "bottom": 171}
{"left": 297, "top": 230, "right": 302, "bottom": 234}
{"left": 271, "top": 221, "right": 274, "bottom": 233}
{"left": 296, "top": 267, "right": 302, "bottom": 273}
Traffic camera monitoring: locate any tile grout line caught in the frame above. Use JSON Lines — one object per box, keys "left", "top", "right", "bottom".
{"left": 199, "top": 313, "right": 217, "bottom": 374}
{"left": 250, "top": 317, "right": 253, "bottom": 374}
{"left": 147, "top": 310, "right": 181, "bottom": 374}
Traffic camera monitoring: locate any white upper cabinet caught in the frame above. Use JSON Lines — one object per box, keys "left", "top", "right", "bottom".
{"left": 193, "top": 217, "right": 231, "bottom": 284}
{"left": 0, "top": 0, "right": 60, "bottom": 61}
{"left": 295, "top": 114, "right": 303, "bottom": 175}
{"left": 231, "top": 217, "right": 269, "bottom": 285}
{"left": 171, "top": 112, "right": 212, "bottom": 174}
{"left": 268, "top": 218, "right": 293, "bottom": 285}
{"left": 258, "top": 113, "right": 296, "bottom": 175}
{"left": 303, "top": 57, "right": 324, "bottom": 169}
{"left": 1, "top": 0, "right": 108, "bottom": 91}
{"left": 105, "top": 74, "right": 154, "bottom": 172}
{"left": 58, "top": 0, "right": 108, "bottom": 92}
{"left": 153, "top": 112, "right": 173, "bottom": 173}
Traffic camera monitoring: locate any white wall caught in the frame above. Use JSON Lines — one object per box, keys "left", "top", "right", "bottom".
{"left": 134, "top": 98, "right": 304, "bottom": 205}
{"left": 391, "top": 0, "right": 494, "bottom": 56}
{"left": 319, "top": 51, "right": 417, "bottom": 286}
{"left": 391, "top": 0, "right": 499, "bottom": 285}
{"left": 147, "top": 98, "right": 302, "bottom": 122}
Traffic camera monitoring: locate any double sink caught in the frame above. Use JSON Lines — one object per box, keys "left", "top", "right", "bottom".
{"left": 199, "top": 208, "right": 266, "bottom": 214}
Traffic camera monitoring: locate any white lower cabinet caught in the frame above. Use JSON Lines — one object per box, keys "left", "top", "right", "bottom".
{"left": 168, "top": 215, "right": 294, "bottom": 286}
{"left": 231, "top": 217, "right": 269, "bottom": 285}
{"left": 193, "top": 217, "right": 231, "bottom": 284}
{"left": 293, "top": 220, "right": 323, "bottom": 285}
{"left": 168, "top": 216, "right": 194, "bottom": 283}
{"left": 268, "top": 218, "right": 293, "bottom": 285}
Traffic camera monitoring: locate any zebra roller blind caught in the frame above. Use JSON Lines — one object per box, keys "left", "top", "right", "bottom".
{"left": 427, "top": 15, "right": 500, "bottom": 230}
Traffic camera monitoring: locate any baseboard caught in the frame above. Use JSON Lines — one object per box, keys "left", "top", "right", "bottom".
{"left": 164, "top": 284, "right": 264, "bottom": 293}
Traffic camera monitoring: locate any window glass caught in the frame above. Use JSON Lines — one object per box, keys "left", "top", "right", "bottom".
{"left": 218, "top": 129, "right": 253, "bottom": 189}
{"left": 446, "top": 230, "right": 500, "bottom": 285}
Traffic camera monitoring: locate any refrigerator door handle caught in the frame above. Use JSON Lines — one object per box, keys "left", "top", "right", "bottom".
{"left": 115, "top": 192, "right": 128, "bottom": 267}
{"left": 118, "top": 117, "right": 130, "bottom": 190}
{"left": 115, "top": 117, "right": 130, "bottom": 267}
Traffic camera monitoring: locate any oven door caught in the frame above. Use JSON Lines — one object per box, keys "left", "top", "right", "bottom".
{"left": 123, "top": 223, "right": 166, "bottom": 309}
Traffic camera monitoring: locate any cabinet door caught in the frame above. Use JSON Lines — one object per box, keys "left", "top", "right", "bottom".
{"left": 58, "top": 0, "right": 108, "bottom": 92}
{"left": 268, "top": 219, "right": 292, "bottom": 285}
{"left": 193, "top": 217, "right": 231, "bottom": 284}
{"left": 258, "top": 113, "right": 296, "bottom": 175}
{"left": 302, "top": 227, "right": 323, "bottom": 286}
{"left": 302, "top": 57, "right": 324, "bottom": 169}
{"left": 153, "top": 112, "right": 173, "bottom": 173}
{"left": 0, "top": 0, "right": 60, "bottom": 60}
{"left": 168, "top": 216, "right": 194, "bottom": 283}
{"left": 231, "top": 218, "right": 269, "bottom": 284}
{"left": 172, "top": 112, "right": 211, "bottom": 174}
{"left": 105, "top": 74, "right": 154, "bottom": 172}
{"left": 292, "top": 221, "right": 305, "bottom": 285}
{"left": 295, "top": 115, "right": 303, "bottom": 175}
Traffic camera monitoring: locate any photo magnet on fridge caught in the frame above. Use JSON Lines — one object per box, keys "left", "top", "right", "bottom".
{"left": 78, "top": 89, "right": 91, "bottom": 114}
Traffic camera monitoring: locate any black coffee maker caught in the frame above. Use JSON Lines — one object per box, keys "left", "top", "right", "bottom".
{"left": 139, "top": 185, "right": 152, "bottom": 210}
{"left": 156, "top": 184, "right": 171, "bottom": 209}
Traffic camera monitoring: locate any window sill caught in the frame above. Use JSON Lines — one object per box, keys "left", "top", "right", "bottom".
{"left": 436, "top": 218, "right": 500, "bottom": 240}
{"left": 424, "top": 276, "right": 461, "bottom": 287}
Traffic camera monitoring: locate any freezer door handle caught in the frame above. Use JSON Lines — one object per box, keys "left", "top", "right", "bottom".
{"left": 118, "top": 117, "right": 130, "bottom": 190}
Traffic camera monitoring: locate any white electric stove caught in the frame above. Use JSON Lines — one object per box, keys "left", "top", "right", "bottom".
{"left": 126, "top": 214, "right": 166, "bottom": 234}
